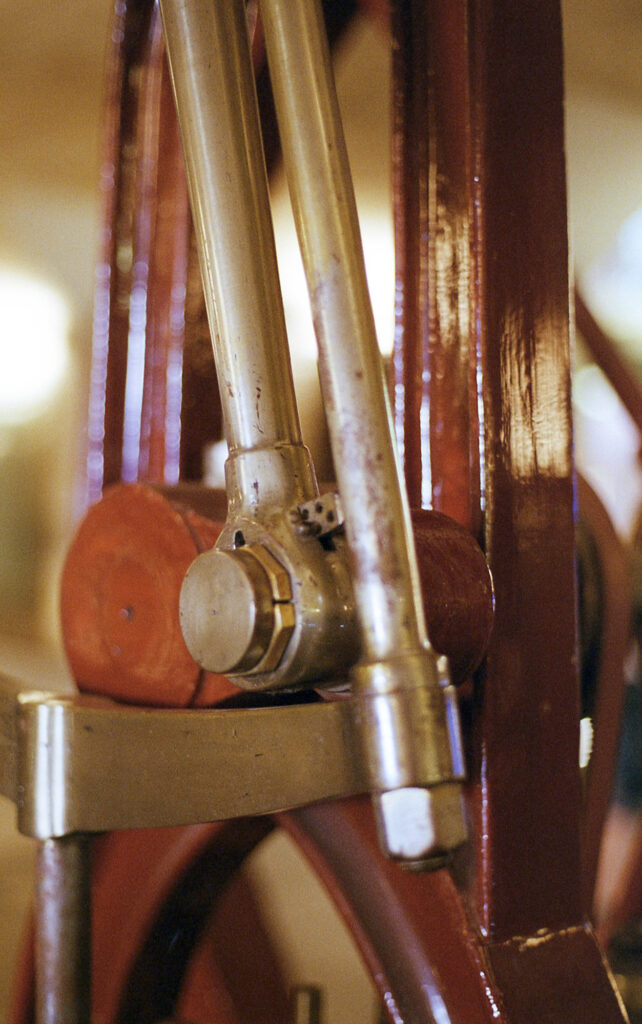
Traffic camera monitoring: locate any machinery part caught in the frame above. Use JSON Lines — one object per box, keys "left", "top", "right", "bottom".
{"left": 196, "top": 510, "right": 361, "bottom": 693}
{"left": 10, "top": 0, "right": 629, "bottom": 1019}
{"left": 180, "top": 543, "right": 295, "bottom": 674}
{"left": 373, "top": 783, "right": 466, "bottom": 869}
{"left": 11, "top": 811, "right": 629, "bottom": 1024}
{"left": 1, "top": 679, "right": 367, "bottom": 839}
{"left": 60, "top": 484, "right": 494, "bottom": 699}
{"left": 158, "top": 0, "right": 314, "bottom": 499}
{"left": 297, "top": 493, "right": 345, "bottom": 539}
{"left": 158, "top": 0, "right": 363, "bottom": 697}
{"left": 259, "top": 0, "right": 466, "bottom": 861}
{"left": 410, "top": 508, "right": 494, "bottom": 686}
{"left": 60, "top": 486, "right": 495, "bottom": 702}
{"left": 34, "top": 836, "right": 91, "bottom": 1024}
{"left": 159, "top": 0, "right": 468, "bottom": 859}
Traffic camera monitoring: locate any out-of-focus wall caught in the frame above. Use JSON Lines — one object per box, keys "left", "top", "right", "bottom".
{"left": 0, "top": 0, "right": 110, "bottom": 649}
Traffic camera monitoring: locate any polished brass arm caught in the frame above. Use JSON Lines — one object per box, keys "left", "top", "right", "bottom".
{"left": 260, "top": 0, "right": 424, "bottom": 663}
{"left": 158, "top": 0, "right": 311, "bottom": 492}
{"left": 160, "top": 0, "right": 361, "bottom": 690}
{"left": 259, "top": 0, "right": 466, "bottom": 863}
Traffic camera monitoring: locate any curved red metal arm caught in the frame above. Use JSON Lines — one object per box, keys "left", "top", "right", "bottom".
{"left": 573, "top": 288, "right": 642, "bottom": 943}
{"left": 575, "top": 285, "right": 642, "bottom": 438}
{"left": 86, "top": 0, "right": 224, "bottom": 505}
{"left": 578, "top": 475, "right": 631, "bottom": 912}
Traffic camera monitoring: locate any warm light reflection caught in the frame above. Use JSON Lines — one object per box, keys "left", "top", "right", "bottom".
{"left": 574, "top": 206, "right": 642, "bottom": 538}
{"left": 0, "top": 269, "right": 70, "bottom": 425}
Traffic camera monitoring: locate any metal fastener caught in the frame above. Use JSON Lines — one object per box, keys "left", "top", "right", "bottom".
{"left": 179, "top": 543, "right": 295, "bottom": 675}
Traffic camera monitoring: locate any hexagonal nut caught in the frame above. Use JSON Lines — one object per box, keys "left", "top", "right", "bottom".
{"left": 258, "top": 596, "right": 296, "bottom": 673}
{"left": 245, "top": 543, "right": 292, "bottom": 602}
{"left": 243, "top": 544, "right": 295, "bottom": 673}
{"left": 374, "top": 783, "right": 467, "bottom": 868}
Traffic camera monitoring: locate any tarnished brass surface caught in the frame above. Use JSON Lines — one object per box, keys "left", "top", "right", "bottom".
{"left": 159, "top": 0, "right": 466, "bottom": 858}
{"left": 185, "top": 507, "right": 360, "bottom": 692}
{"left": 261, "top": 0, "right": 426, "bottom": 664}
{"left": 351, "top": 654, "right": 465, "bottom": 792}
{"left": 159, "top": 0, "right": 363, "bottom": 694}
{"left": 0, "top": 676, "right": 367, "bottom": 839}
{"left": 224, "top": 445, "right": 317, "bottom": 521}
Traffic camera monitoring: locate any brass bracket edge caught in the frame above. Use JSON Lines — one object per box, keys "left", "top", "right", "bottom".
{"left": 0, "top": 674, "right": 368, "bottom": 839}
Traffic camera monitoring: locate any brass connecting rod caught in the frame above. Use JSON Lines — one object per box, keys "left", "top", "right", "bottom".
{"left": 158, "top": 0, "right": 310, "bottom": 489}
{"left": 160, "top": 0, "right": 360, "bottom": 691}
{"left": 260, "top": 0, "right": 466, "bottom": 861}
{"left": 261, "top": 0, "right": 422, "bottom": 665}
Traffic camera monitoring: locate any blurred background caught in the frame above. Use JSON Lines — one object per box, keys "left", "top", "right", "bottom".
{"left": 0, "top": 0, "right": 641, "bottom": 1020}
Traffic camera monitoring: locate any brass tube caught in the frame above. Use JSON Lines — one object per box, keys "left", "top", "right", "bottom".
{"left": 35, "top": 836, "right": 91, "bottom": 1024}
{"left": 259, "top": 0, "right": 425, "bottom": 663}
{"left": 260, "top": 0, "right": 466, "bottom": 860}
{"left": 158, "top": 0, "right": 302, "bottom": 459}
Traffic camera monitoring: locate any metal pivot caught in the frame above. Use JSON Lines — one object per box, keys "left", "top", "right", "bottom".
{"left": 160, "top": 0, "right": 466, "bottom": 863}
{"left": 159, "top": 0, "right": 361, "bottom": 694}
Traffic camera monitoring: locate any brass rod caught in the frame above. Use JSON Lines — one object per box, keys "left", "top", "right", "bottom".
{"left": 260, "top": 0, "right": 466, "bottom": 860}
{"left": 34, "top": 836, "right": 91, "bottom": 1024}
{"left": 259, "top": 0, "right": 426, "bottom": 664}
{"left": 158, "top": 0, "right": 302, "bottom": 461}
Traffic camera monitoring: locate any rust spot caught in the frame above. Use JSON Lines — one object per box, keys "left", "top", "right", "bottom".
{"left": 255, "top": 385, "right": 264, "bottom": 433}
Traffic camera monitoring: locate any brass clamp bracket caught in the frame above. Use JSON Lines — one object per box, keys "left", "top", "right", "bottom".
{"left": 0, "top": 673, "right": 369, "bottom": 841}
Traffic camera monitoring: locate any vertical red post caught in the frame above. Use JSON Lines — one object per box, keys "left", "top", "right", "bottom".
{"left": 393, "top": 0, "right": 582, "bottom": 940}
{"left": 469, "top": 0, "right": 582, "bottom": 940}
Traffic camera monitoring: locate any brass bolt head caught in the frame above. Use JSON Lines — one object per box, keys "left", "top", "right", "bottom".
{"left": 179, "top": 544, "right": 294, "bottom": 676}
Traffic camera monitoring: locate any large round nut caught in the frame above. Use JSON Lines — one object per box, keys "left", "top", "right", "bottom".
{"left": 179, "top": 544, "right": 295, "bottom": 676}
